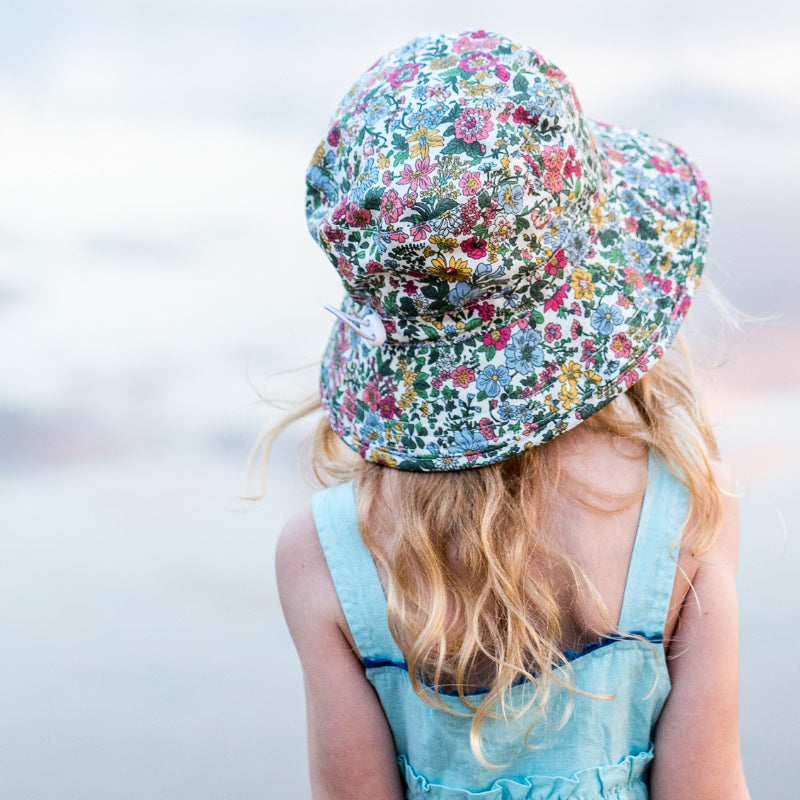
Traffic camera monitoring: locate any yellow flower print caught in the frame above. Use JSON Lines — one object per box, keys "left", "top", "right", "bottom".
{"left": 558, "top": 384, "right": 579, "bottom": 409}
{"left": 590, "top": 196, "right": 608, "bottom": 229}
{"left": 664, "top": 219, "right": 698, "bottom": 248}
{"left": 584, "top": 369, "right": 602, "bottom": 385}
{"left": 429, "top": 254, "right": 471, "bottom": 281}
{"left": 558, "top": 361, "right": 582, "bottom": 386}
{"left": 430, "top": 56, "right": 457, "bottom": 70}
{"left": 520, "top": 129, "right": 539, "bottom": 155}
{"left": 370, "top": 449, "right": 398, "bottom": 467}
{"left": 407, "top": 126, "right": 444, "bottom": 159}
{"left": 311, "top": 141, "right": 325, "bottom": 167}
{"left": 430, "top": 235, "right": 458, "bottom": 252}
{"left": 377, "top": 152, "right": 391, "bottom": 169}
{"left": 570, "top": 267, "right": 595, "bottom": 300}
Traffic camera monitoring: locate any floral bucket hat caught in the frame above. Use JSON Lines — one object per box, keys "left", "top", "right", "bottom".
{"left": 305, "top": 30, "right": 711, "bottom": 471}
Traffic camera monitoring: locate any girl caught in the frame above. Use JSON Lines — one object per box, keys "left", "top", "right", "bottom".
{"left": 271, "top": 31, "right": 749, "bottom": 799}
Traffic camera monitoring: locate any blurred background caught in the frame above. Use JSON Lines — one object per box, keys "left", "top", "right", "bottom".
{"left": 0, "top": 1, "right": 797, "bottom": 797}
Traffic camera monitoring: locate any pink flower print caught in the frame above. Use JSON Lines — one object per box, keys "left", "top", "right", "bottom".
{"left": 625, "top": 216, "right": 638, "bottom": 233}
{"left": 672, "top": 295, "right": 691, "bottom": 319}
{"left": 616, "top": 291, "right": 634, "bottom": 309}
{"left": 607, "top": 149, "right": 627, "bottom": 164}
{"left": 513, "top": 105, "right": 537, "bottom": 125}
{"left": 382, "top": 170, "right": 392, "bottom": 186}
{"left": 459, "top": 170, "right": 482, "bottom": 195}
{"left": 543, "top": 170, "right": 564, "bottom": 194}
{"left": 451, "top": 365, "right": 476, "bottom": 387}
{"left": 327, "top": 125, "right": 341, "bottom": 147}
{"left": 453, "top": 31, "right": 499, "bottom": 53}
{"left": 323, "top": 223, "right": 345, "bottom": 243}
{"left": 649, "top": 156, "right": 673, "bottom": 173}
{"left": 544, "top": 248, "right": 567, "bottom": 276}
{"left": 388, "top": 230, "right": 408, "bottom": 242}
{"left": 454, "top": 107, "right": 494, "bottom": 143}
{"left": 479, "top": 418, "right": 499, "bottom": 441}
{"left": 544, "top": 283, "right": 569, "bottom": 312}
{"left": 397, "top": 157, "right": 437, "bottom": 192}
{"left": 476, "top": 302, "right": 495, "bottom": 322}
{"left": 403, "top": 190, "right": 417, "bottom": 207}
{"left": 544, "top": 322, "right": 561, "bottom": 342}
{"left": 542, "top": 146, "right": 567, "bottom": 172}
{"left": 365, "top": 260, "right": 382, "bottom": 274}
{"left": 380, "top": 189, "right": 403, "bottom": 223}
{"left": 378, "top": 395, "right": 398, "bottom": 419}
{"left": 611, "top": 333, "right": 632, "bottom": 358}
{"left": 363, "top": 380, "right": 381, "bottom": 410}
{"left": 618, "top": 368, "right": 639, "bottom": 388}
{"left": 336, "top": 255, "right": 353, "bottom": 280}
{"left": 402, "top": 280, "right": 418, "bottom": 295}
{"left": 483, "top": 326, "right": 511, "bottom": 349}
{"left": 564, "top": 159, "right": 582, "bottom": 179}
{"left": 696, "top": 176, "right": 711, "bottom": 201}
{"left": 341, "top": 391, "right": 357, "bottom": 420}
{"left": 623, "top": 265, "right": 644, "bottom": 290}
{"left": 461, "top": 236, "right": 487, "bottom": 258}
{"left": 410, "top": 221, "right": 431, "bottom": 241}
{"left": 387, "top": 62, "right": 420, "bottom": 88}
{"left": 580, "top": 339, "right": 596, "bottom": 363}
{"left": 530, "top": 209, "right": 551, "bottom": 229}
{"left": 495, "top": 64, "right": 510, "bottom": 82}
{"left": 458, "top": 52, "right": 498, "bottom": 72}
{"left": 571, "top": 319, "right": 581, "bottom": 339}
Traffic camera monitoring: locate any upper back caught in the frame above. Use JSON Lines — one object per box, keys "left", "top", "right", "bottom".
{"left": 310, "top": 445, "right": 692, "bottom": 797}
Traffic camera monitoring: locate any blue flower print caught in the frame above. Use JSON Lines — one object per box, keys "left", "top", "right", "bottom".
{"left": 363, "top": 96, "right": 391, "bottom": 125}
{"left": 362, "top": 411, "right": 385, "bottom": 445}
{"left": 654, "top": 173, "right": 690, "bottom": 205}
{"left": 454, "top": 427, "right": 488, "bottom": 453}
{"left": 505, "top": 328, "right": 544, "bottom": 374}
{"left": 623, "top": 238, "right": 652, "bottom": 268}
{"left": 423, "top": 103, "right": 448, "bottom": 127}
{"left": 621, "top": 163, "right": 651, "bottom": 189}
{"left": 476, "top": 365, "right": 511, "bottom": 397}
{"left": 619, "top": 187, "right": 646, "bottom": 219}
{"left": 564, "top": 228, "right": 591, "bottom": 262}
{"left": 590, "top": 304, "right": 623, "bottom": 335}
{"left": 307, "top": 165, "right": 339, "bottom": 204}
{"left": 496, "top": 400, "right": 521, "bottom": 421}
{"left": 634, "top": 283, "right": 660, "bottom": 311}
{"left": 349, "top": 157, "right": 379, "bottom": 202}
{"left": 499, "top": 184, "right": 524, "bottom": 214}
{"left": 448, "top": 282, "right": 471, "bottom": 307}
{"left": 526, "top": 79, "right": 563, "bottom": 117}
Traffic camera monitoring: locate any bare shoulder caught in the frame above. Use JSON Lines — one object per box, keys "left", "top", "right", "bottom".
{"left": 275, "top": 505, "right": 346, "bottom": 642}
{"left": 650, "top": 457, "right": 749, "bottom": 799}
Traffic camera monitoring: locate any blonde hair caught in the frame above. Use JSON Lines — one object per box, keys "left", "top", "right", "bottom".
{"left": 254, "top": 334, "right": 723, "bottom": 762}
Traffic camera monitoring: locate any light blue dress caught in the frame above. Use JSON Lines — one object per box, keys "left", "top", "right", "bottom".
{"left": 311, "top": 454, "right": 687, "bottom": 799}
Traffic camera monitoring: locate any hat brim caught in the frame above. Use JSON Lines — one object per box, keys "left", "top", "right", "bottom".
{"left": 319, "top": 120, "right": 710, "bottom": 470}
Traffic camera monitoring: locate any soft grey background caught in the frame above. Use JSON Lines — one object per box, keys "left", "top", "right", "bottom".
{"left": 0, "top": 1, "right": 798, "bottom": 798}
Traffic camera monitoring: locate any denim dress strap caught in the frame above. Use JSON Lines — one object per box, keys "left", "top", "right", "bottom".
{"left": 617, "top": 452, "right": 689, "bottom": 634}
{"left": 312, "top": 482, "right": 404, "bottom": 663}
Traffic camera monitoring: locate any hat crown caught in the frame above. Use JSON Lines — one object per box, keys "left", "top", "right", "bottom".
{"left": 306, "top": 31, "right": 606, "bottom": 342}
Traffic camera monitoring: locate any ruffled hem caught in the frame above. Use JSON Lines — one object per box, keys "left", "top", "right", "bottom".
{"left": 399, "top": 748, "right": 652, "bottom": 799}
